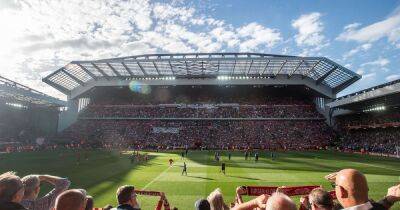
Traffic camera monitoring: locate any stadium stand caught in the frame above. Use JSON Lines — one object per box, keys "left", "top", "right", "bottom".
{"left": 329, "top": 79, "right": 400, "bottom": 156}
{"left": 2, "top": 53, "right": 400, "bottom": 209}
{"left": 0, "top": 75, "right": 65, "bottom": 152}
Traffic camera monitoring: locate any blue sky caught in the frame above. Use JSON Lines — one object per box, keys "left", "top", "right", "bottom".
{"left": 0, "top": 0, "right": 399, "bottom": 99}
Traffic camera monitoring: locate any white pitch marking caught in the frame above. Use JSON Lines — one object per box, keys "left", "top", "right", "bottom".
{"left": 142, "top": 166, "right": 172, "bottom": 190}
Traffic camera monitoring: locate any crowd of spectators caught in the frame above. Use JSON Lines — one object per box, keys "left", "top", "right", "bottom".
{"left": 339, "top": 128, "right": 400, "bottom": 155}
{"left": 1, "top": 169, "right": 400, "bottom": 210}
{"left": 336, "top": 113, "right": 400, "bottom": 128}
{"left": 334, "top": 111, "right": 400, "bottom": 155}
{"left": 59, "top": 119, "right": 335, "bottom": 150}
{"left": 80, "top": 104, "right": 322, "bottom": 119}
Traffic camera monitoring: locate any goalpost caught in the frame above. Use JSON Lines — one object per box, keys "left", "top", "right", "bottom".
{"left": 396, "top": 146, "right": 400, "bottom": 158}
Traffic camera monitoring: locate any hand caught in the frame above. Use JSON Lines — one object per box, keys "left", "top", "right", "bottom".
{"left": 160, "top": 192, "right": 165, "bottom": 200}
{"left": 300, "top": 196, "right": 309, "bottom": 204}
{"left": 276, "top": 186, "right": 287, "bottom": 193}
{"left": 236, "top": 186, "right": 246, "bottom": 195}
{"left": 386, "top": 184, "right": 400, "bottom": 203}
{"left": 253, "top": 194, "right": 269, "bottom": 208}
{"left": 324, "top": 172, "right": 337, "bottom": 183}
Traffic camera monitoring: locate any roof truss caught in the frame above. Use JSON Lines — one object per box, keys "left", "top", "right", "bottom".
{"left": 43, "top": 53, "right": 360, "bottom": 95}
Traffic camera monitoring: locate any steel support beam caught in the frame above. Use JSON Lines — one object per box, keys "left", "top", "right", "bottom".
{"left": 168, "top": 60, "right": 175, "bottom": 75}
{"left": 136, "top": 61, "right": 148, "bottom": 76}
{"left": 76, "top": 63, "right": 98, "bottom": 80}
{"left": 121, "top": 62, "right": 134, "bottom": 76}
{"left": 231, "top": 59, "right": 237, "bottom": 75}
{"left": 316, "top": 66, "right": 337, "bottom": 85}
{"left": 247, "top": 60, "right": 254, "bottom": 75}
{"left": 261, "top": 60, "right": 271, "bottom": 75}
{"left": 91, "top": 63, "right": 110, "bottom": 79}
{"left": 61, "top": 68, "right": 85, "bottom": 86}
{"left": 106, "top": 63, "right": 122, "bottom": 77}
{"left": 304, "top": 60, "right": 321, "bottom": 78}
{"left": 43, "top": 79, "right": 70, "bottom": 94}
{"left": 275, "top": 60, "right": 287, "bottom": 76}
{"left": 288, "top": 60, "right": 304, "bottom": 78}
{"left": 153, "top": 61, "right": 161, "bottom": 75}
{"left": 333, "top": 76, "right": 361, "bottom": 93}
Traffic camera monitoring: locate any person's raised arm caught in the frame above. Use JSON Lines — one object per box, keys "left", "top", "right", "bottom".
{"left": 231, "top": 194, "right": 269, "bottom": 210}
{"left": 235, "top": 186, "right": 246, "bottom": 204}
{"left": 378, "top": 184, "right": 400, "bottom": 209}
{"left": 155, "top": 192, "right": 165, "bottom": 210}
{"left": 39, "top": 175, "right": 70, "bottom": 187}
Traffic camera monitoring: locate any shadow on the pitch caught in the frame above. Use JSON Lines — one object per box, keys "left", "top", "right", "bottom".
{"left": 186, "top": 175, "right": 215, "bottom": 180}
{"left": 225, "top": 175, "right": 262, "bottom": 181}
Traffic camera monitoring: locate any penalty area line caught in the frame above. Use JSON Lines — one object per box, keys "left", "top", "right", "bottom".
{"left": 142, "top": 166, "right": 172, "bottom": 190}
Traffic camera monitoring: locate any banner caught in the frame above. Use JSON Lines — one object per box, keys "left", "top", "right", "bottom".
{"left": 243, "top": 185, "right": 320, "bottom": 196}
{"left": 135, "top": 190, "right": 171, "bottom": 210}
{"left": 152, "top": 127, "right": 180, "bottom": 134}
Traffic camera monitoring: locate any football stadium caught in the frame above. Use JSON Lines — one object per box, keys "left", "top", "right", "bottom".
{"left": 1, "top": 52, "right": 399, "bottom": 210}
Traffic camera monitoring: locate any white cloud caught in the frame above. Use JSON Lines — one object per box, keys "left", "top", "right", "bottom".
{"left": 344, "top": 23, "right": 361, "bottom": 31}
{"left": 236, "top": 22, "right": 282, "bottom": 51}
{"left": 343, "top": 43, "right": 372, "bottom": 59}
{"left": 356, "top": 69, "right": 365, "bottom": 75}
{"left": 361, "top": 57, "right": 390, "bottom": 67}
{"left": 362, "top": 72, "right": 376, "bottom": 79}
{"left": 0, "top": 0, "right": 284, "bottom": 99}
{"left": 292, "top": 12, "right": 326, "bottom": 47}
{"left": 337, "top": 8, "right": 400, "bottom": 47}
{"left": 385, "top": 74, "right": 400, "bottom": 81}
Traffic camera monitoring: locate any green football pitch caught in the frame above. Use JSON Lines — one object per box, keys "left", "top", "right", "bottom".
{"left": 1, "top": 150, "right": 399, "bottom": 209}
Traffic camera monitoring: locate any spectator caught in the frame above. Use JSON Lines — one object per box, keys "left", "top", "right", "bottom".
{"left": 265, "top": 192, "right": 297, "bottom": 210}
{"left": 194, "top": 199, "right": 210, "bottom": 210}
{"left": 103, "top": 204, "right": 113, "bottom": 210}
{"left": 306, "top": 188, "right": 334, "bottom": 210}
{"left": 327, "top": 169, "right": 398, "bottom": 210}
{"left": 207, "top": 188, "right": 229, "bottom": 210}
{"left": 231, "top": 194, "right": 269, "bottom": 210}
{"left": 0, "top": 171, "right": 27, "bottom": 210}
{"left": 54, "top": 189, "right": 87, "bottom": 210}
{"left": 21, "top": 174, "right": 70, "bottom": 210}
{"left": 381, "top": 184, "right": 400, "bottom": 209}
{"left": 116, "top": 185, "right": 140, "bottom": 210}
{"left": 84, "top": 196, "right": 93, "bottom": 210}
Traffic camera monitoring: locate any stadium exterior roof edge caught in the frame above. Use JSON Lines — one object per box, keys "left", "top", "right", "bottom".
{"left": 0, "top": 75, "right": 66, "bottom": 106}
{"left": 43, "top": 52, "right": 360, "bottom": 96}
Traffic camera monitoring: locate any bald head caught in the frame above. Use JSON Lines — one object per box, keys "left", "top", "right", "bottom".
{"left": 55, "top": 189, "right": 86, "bottom": 210}
{"left": 266, "top": 192, "right": 297, "bottom": 210}
{"left": 335, "top": 169, "right": 369, "bottom": 207}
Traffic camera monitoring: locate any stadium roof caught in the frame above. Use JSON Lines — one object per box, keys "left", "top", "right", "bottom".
{"left": 43, "top": 53, "right": 360, "bottom": 98}
{"left": 327, "top": 79, "right": 400, "bottom": 110}
{"left": 0, "top": 75, "right": 66, "bottom": 106}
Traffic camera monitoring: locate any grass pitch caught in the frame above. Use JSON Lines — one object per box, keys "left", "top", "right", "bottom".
{"left": 1, "top": 150, "right": 399, "bottom": 209}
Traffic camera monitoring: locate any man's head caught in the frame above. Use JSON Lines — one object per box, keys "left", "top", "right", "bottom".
{"left": 0, "top": 171, "right": 24, "bottom": 203}
{"left": 116, "top": 185, "right": 139, "bottom": 208}
{"left": 334, "top": 169, "right": 369, "bottom": 208}
{"left": 194, "top": 199, "right": 210, "bottom": 210}
{"left": 21, "top": 175, "right": 41, "bottom": 200}
{"left": 265, "top": 192, "right": 297, "bottom": 210}
{"left": 309, "top": 188, "right": 333, "bottom": 210}
{"left": 84, "top": 196, "right": 93, "bottom": 210}
{"left": 54, "top": 189, "right": 87, "bottom": 210}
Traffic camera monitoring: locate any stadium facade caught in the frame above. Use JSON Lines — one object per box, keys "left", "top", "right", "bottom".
{"left": 2, "top": 52, "right": 399, "bottom": 152}
{"left": 0, "top": 75, "right": 65, "bottom": 147}
{"left": 42, "top": 53, "right": 360, "bottom": 131}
